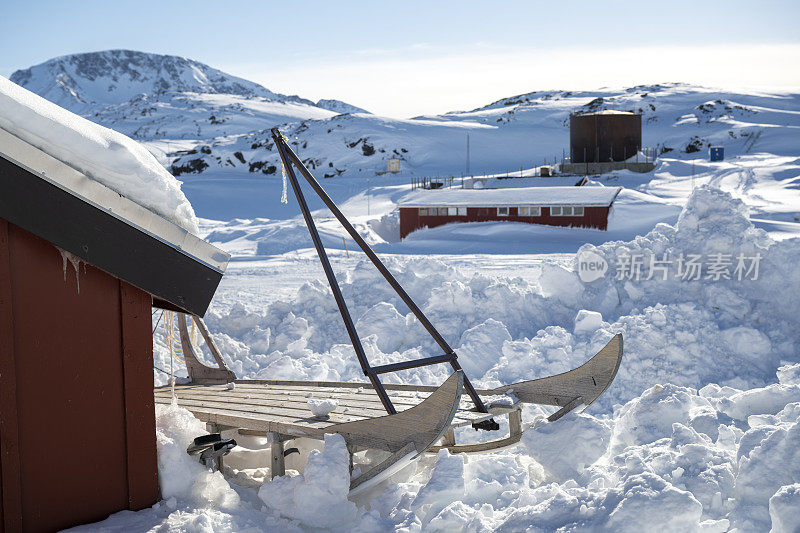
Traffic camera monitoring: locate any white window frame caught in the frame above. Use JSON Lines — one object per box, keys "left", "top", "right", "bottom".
{"left": 447, "top": 207, "right": 458, "bottom": 216}
{"left": 518, "top": 206, "right": 541, "bottom": 216}
{"left": 552, "top": 206, "right": 585, "bottom": 216}
{"left": 497, "top": 206, "right": 509, "bottom": 216}
{"left": 419, "top": 208, "right": 428, "bottom": 216}
{"left": 457, "top": 207, "right": 467, "bottom": 216}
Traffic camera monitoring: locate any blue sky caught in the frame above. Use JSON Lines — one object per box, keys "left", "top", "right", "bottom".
{"left": 2, "top": 0, "right": 799, "bottom": 116}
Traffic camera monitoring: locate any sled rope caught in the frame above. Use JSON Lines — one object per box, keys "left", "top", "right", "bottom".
{"left": 165, "top": 311, "right": 176, "bottom": 399}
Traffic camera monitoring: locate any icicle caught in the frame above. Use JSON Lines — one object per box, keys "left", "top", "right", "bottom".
{"left": 58, "top": 247, "right": 83, "bottom": 294}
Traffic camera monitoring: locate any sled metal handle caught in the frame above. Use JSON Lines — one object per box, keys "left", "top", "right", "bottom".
{"left": 271, "top": 129, "right": 489, "bottom": 416}
{"left": 372, "top": 353, "right": 456, "bottom": 375}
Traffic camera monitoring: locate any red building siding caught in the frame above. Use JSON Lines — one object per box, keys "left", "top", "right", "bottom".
{"left": 399, "top": 205, "right": 612, "bottom": 238}
{"left": 0, "top": 220, "right": 159, "bottom": 532}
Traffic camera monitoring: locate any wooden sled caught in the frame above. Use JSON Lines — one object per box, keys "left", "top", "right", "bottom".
{"left": 155, "top": 314, "right": 622, "bottom": 492}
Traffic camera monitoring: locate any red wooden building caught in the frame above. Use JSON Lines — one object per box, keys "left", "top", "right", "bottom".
{"left": 0, "top": 128, "right": 228, "bottom": 532}
{"left": 398, "top": 186, "right": 622, "bottom": 238}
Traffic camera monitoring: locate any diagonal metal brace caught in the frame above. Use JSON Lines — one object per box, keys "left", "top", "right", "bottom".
{"left": 270, "top": 128, "right": 490, "bottom": 417}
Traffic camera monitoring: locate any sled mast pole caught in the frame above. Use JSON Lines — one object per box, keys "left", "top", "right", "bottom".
{"left": 271, "top": 129, "right": 488, "bottom": 415}
{"left": 273, "top": 136, "right": 397, "bottom": 414}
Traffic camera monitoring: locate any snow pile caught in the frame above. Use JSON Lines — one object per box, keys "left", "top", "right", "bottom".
{"left": 769, "top": 484, "right": 800, "bottom": 533}
{"left": 257, "top": 434, "right": 366, "bottom": 529}
{"left": 79, "top": 376, "right": 800, "bottom": 531}
{"left": 363, "top": 370, "right": 800, "bottom": 531}
{"left": 201, "top": 188, "right": 800, "bottom": 413}
{"left": 154, "top": 402, "right": 239, "bottom": 508}
{"left": 0, "top": 76, "right": 198, "bottom": 233}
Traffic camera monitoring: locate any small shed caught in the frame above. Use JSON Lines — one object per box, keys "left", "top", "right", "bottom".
{"left": 0, "top": 126, "right": 228, "bottom": 531}
{"left": 570, "top": 110, "right": 641, "bottom": 163}
{"left": 398, "top": 186, "right": 622, "bottom": 238}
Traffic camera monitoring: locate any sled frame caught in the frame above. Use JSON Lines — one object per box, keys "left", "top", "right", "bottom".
{"left": 270, "top": 128, "right": 488, "bottom": 416}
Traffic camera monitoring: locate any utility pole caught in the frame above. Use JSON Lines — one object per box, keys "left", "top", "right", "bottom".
{"left": 466, "top": 133, "right": 470, "bottom": 177}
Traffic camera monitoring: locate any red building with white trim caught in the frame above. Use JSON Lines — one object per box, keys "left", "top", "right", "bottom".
{"left": 398, "top": 186, "right": 622, "bottom": 238}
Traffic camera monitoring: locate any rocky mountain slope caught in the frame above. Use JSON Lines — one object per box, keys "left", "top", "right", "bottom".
{"left": 9, "top": 50, "right": 360, "bottom": 140}
{"left": 11, "top": 51, "right": 799, "bottom": 187}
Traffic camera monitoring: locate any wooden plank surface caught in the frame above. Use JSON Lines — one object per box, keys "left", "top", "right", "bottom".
{"left": 154, "top": 376, "right": 513, "bottom": 438}
{"left": 119, "top": 281, "right": 159, "bottom": 511}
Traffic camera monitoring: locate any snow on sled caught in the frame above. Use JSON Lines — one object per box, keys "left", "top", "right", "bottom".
{"left": 154, "top": 130, "right": 624, "bottom": 494}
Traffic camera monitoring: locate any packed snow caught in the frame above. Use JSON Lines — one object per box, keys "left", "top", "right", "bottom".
{"left": 0, "top": 76, "right": 198, "bottom": 232}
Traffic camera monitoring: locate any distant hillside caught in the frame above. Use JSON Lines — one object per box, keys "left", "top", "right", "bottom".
{"left": 166, "top": 83, "right": 800, "bottom": 180}
{"left": 9, "top": 50, "right": 365, "bottom": 140}
{"left": 10, "top": 51, "right": 799, "bottom": 181}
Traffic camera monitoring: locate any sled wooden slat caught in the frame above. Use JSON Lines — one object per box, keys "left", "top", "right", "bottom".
{"left": 162, "top": 385, "right": 422, "bottom": 411}
{"left": 231, "top": 382, "right": 435, "bottom": 402}
{"left": 197, "top": 384, "right": 428, "bottom": 408}
{"left": 154, "top": 378, "right": 509, "bottom": 432}
{"left": 155, "top": 395, "right": 374, "bottom": 425}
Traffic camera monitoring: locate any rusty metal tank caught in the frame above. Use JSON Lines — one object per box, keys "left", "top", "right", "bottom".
{"left": 570, "top": 111, "right": 641, "bottom": 163}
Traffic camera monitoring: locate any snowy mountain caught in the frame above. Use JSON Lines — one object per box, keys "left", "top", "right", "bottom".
{"left": 165, "top": 83, "right": 800, "bottom": 183}
{"left": 315, "top": 99, "right": 370, "bottom": 114}
{"left": 8, "top": 50, "right": 362, "bottom": 140}
{"left": 13, "top": 52, "right": 798, "bottom": 184}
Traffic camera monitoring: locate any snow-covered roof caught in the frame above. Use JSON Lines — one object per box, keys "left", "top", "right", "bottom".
{"left": 399, "top": 186, "right": 622, "bottom": 207}
{"left": 0, "top": 75, "right": 198, "bottom": 233}
{"left": 574, "top": 110, "right": 637, "bottom": 116}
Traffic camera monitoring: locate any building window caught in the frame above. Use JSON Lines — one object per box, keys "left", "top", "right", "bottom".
{"left": 457, "top": 207, "right": 467, "bottom": 216}
{"left": 419, "top": 208, "right": 428, "bottom": 216}
{"left": 448, "top": 207, "right": 457, "bottom": 216}
{"left": 497, "top": 207, "right": 509, "bottom": 216}
{"left": 551, "top": 206, "right": 585, "bottom": 216}
{"left": 518, "top": 206, "right": 541, "bottom": 216}
{"left": 438, "top": 207, "right": 448, "bottom": 216}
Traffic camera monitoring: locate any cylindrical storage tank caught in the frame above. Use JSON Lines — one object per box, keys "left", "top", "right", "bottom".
{"left": 570, "top": 111, "right": 641, "bottom": 163}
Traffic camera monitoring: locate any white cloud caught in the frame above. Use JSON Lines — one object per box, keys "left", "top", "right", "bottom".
{"left": 226, "top": 43, "right": 800, "bottom": 118}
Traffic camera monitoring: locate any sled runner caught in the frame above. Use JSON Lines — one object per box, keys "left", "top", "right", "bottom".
{"left": 154, "top": 130, "right": 624, "bottom": 494}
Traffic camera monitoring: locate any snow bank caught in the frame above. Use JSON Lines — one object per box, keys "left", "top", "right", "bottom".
{"left": 128, "top": 187, "right": 800, "bottom": 531}
{"left": 202, "top": 189, "right": 800, "bottom": 416}
{"left": 154, "top": 402, "right": 239, "bottom": 508}
{"left": 257, "top": 433, "right": 364, "bottom": 529}
{"left": 95, "top": 365, "right": 800, "bottom": 531}
{"left": 0, "top": 76, "right": 198, "bottom": 233}
{"left": 769, "top": 484, "right": 800, "bottom": 533}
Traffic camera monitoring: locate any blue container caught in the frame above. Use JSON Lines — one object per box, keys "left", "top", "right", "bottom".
{"left": 709, "top": 146, "right": 724, "bottom": 162}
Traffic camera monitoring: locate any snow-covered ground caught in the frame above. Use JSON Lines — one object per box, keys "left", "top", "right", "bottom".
{"left": 13, "top": 51, "right": 800, "bottom": 531}
{"left": 139, "top": 157, "right": 800, "bottom": 533}
{"left": 70, "top": 187, "right": 800, "bottom": 533}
